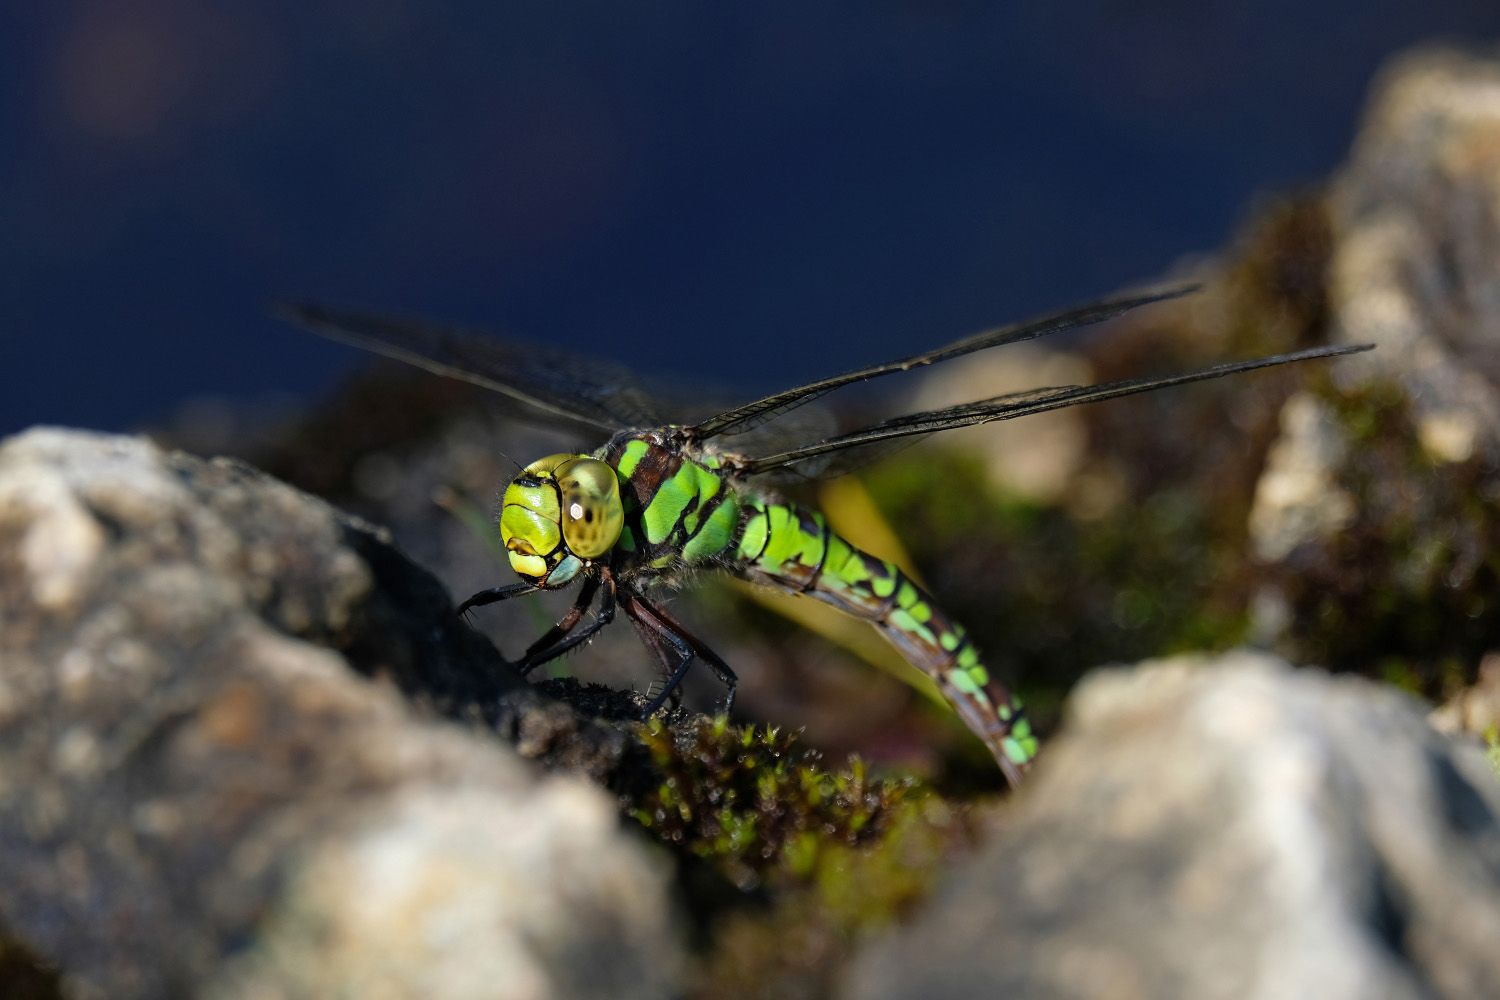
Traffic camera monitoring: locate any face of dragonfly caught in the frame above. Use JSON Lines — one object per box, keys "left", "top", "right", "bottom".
{"left": 499, "top": 454, "right": 624, "bottom": 588}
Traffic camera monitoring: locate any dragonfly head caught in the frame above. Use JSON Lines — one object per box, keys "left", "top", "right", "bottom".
{"left": 499, "top": 454, "right": 624, "bottom": 588}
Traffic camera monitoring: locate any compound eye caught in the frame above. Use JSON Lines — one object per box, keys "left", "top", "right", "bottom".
{"left": 555, "top": 458, "right": 623, "bottom": 559}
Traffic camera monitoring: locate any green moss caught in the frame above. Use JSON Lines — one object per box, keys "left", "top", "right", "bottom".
{"left": 858, "top": 447, "right": 1250, "bottom": 727}
{"left": 1269, "top": 378, "right": 1500, "bottom": 699}
{"left": 629, "top": 717, "right": 977, "bottom": 999}
{"left": 1380, "top": 658, "right": 1425, "bottom": 695}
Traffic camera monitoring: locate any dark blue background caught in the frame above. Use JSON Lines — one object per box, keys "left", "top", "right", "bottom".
{"left": 4, "top": 1, "right": 1498, "bottom": 438}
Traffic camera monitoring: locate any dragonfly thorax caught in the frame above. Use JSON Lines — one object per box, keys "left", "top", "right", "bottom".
{"left": 499, "top": 453, "right": 624, "bottom": 588}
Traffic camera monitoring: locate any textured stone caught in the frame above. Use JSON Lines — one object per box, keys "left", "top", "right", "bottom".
{"left": 0, "top": 428, "right": 682, "bottom": 1000}
{"left": 1330, "top": 44, "right": 1500, "bottom": 459}
{"left": 1248, "top": 392, "right": 1357, "bottom": 562}
{"left": 1432, "top": 653, "right": 1500, "bottom": 739}
{"left": 1247, "top": 44, "right": 1500, "bottom": 691}
{"left": 846, "top": 652, "right": 1500, "bottom": 1000}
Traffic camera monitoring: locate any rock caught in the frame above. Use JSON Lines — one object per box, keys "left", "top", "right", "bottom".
{"left": 1432, "top": 653, "right": 1500, "bottom": 739}
{"left": 0, "top": 428, "right": 682, "bottom": 1000}
{"left": 1248, "top": 392, "right": 1358, "bottom": 563}
{"left": 1246, "top": 44, "right": 1500, "bottom": 692}
{"left": 845, "top": 651, "right": 1500, "bottom": 1000}
{"left": 1331, "top": 43, "right": 1500, "bottom": 460}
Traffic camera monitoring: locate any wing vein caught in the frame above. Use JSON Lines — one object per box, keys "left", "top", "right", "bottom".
{"left": 277, "top": 303, "right": 664, "bottom": 432}
{"left": 740, "top": 344, "right": 1374, "bottom": 473}
{"left": 689, "top": 284, "right": 1199, "bottom": 439}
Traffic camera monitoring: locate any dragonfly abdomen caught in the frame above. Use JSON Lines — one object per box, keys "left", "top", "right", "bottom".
{"left": 731, "top": 498, "right": 1036, "bottom": 784}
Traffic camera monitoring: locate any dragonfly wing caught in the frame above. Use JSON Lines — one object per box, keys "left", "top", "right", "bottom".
{"left": 739, "top": 344, "right": 1375, "bottom": 474}
{"left": 711, "top": 401, "right": 845, "bottom": 480}
{"left": 278, "top": 303, "right": 665, "bottom": 433}
{"left": 689, "top": 284, "right": 1200, "bottom": 440}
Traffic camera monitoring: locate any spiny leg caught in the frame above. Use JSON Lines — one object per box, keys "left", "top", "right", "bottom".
{"left": 624, "top": 599, "right": 696, "bottom": 718}
{"left": 625, "top": 607, "right": 689, "bottom": 714}
{"left": 621, "top": 586, "right": 738, "bottom": 717}
{"left": 638, "top": 593, "right": 738, "bottom": 715}
{"left": 517, "top": 571, "right": 617, "bottom": 676}
{"left": 505, "top": 575, "right": 597, "bottom": 671}
{"left": 458, "top": 581, "right": 539, "bottom": 616}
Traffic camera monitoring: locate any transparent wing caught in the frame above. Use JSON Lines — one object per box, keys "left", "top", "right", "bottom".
{"left": 730, "top": 409, "right": 925, "bottom": 482}
{"left": 688, "top": 284, "right": 1199, "bottom": 440}
{"left": 739, "top": 344, "right": 1375, "bottom": 474}
{"left": 278, "top": 303, "right": 666, "bottom": 433}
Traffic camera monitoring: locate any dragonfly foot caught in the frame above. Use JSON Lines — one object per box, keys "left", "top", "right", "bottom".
{"left": 714, "top": 683, "right": 736, "bottom": 718}
{"left": 639, "top": 673, "right": 687, "bottom": 720}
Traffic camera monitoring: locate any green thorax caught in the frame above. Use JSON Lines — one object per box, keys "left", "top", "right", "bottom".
{"left": 600, "top": 431, "right": 747, "bottom": 577}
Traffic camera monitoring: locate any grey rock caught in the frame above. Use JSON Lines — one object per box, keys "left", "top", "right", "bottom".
{"left": 0, "top": 427, "right": 682, "bottom": 1000}
{"left": 1330, "top": 43, "right": 1500, "bottom": 463}
{"left": 1254, "top": 44, "right": 1500, "bottom": 567}
{"left": 845, "top": 651, "right": 1500, "bottom": 1000}
{"left": 1248, "top": 392, "right": 1358, "bottom": 563}
{"left": 1431, "top": 653, "right": 1500, "bottom": 739}
{"left": 1246, "top": 44, "right": 1500, "bottom": 684}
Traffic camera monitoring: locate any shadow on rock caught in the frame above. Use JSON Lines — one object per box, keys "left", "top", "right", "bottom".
{"left": 0, "top": 428, "right": 681, "bottom": 1000}
{"left": 846, "top": 652, "right": 1500, "bottom": 1000}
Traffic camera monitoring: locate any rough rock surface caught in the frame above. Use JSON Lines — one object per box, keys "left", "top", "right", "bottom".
{"left": 1253, "top": 42, "right": 1500, "bottom": 561}
{"left": 0, "top": 427, "right": 682, "bottom": 1000}
{"left": 845, "top": 652, "right": 1500, "bottom": 1000}
{"left": 1242, "top": 44, "right": 1500, "bottom": 693}
{"left": 1329, "top": 43, "right": 1500, "bottom": 461}
{"left": 1431, "top": 653, "right": 1500, "bottom": 739}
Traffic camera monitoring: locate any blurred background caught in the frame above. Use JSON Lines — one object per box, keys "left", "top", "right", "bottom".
{"left": 5, "top": 0, "right": 1500, "bottom": 438}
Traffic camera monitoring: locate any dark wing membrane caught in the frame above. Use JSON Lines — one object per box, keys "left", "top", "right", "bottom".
{"left": 277, "top": 303, "right": 664, "bottom": 433}
{"left": 739, "top": 344, "right": 1375, "bottom": 474}
{"left": 688, "top": 284, "right": 1199, "bottom": 440}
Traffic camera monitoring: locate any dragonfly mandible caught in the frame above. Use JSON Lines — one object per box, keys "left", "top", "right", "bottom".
{"left": 282, "top": 287, "right": 1371, "bottom": 786}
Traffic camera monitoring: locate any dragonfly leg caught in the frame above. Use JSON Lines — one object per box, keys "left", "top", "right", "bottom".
{"left": 636, "top": 628, "right": 706, "bottom": 713}
{"left": 621, "top": 587, "right": 738, "bottom": 718}
{"left": 642, "top": 595, "right": 738, "bottom": 715}
{"left": 516, "top": 572, "right": 617, "bottom": 676}
{"left": 458, "top": 582, "right": 539, "bottom": 616}
{"left": 622, "top": 603, "right": 688, "bottom": 712}
{"left": 638, "top": 630, "right": 696, "bottom": 719}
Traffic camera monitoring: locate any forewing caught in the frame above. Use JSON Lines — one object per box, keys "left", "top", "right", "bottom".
{"left": 740, "top": 344, "right": 1375, "bottom": 474}
{"left": 279, "top": 303, "right": 665, "bottom": 433}
{"left": 689, "top": 284, "right": 1199, "bottom": 440}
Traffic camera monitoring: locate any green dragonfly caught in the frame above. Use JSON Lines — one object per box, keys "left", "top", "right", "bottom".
{"left": 283, "top": 287, "right": 1370, "bottom": 786}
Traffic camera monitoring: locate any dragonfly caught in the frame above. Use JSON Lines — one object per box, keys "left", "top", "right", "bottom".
{"left": 282, "top": 287, "right": 1371, "bottom": 786}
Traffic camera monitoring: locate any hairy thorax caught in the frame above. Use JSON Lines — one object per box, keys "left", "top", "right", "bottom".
{"left": 597, "top": 430, "right": 754, "bottom": 585}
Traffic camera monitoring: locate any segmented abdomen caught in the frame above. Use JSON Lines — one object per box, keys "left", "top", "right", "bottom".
{"left": 731, "top": 498, "right": 1036, "bottom": 785}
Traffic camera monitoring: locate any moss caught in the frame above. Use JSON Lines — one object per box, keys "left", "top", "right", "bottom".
{"left": 1266, "top": 379, "right": 1500, "bottom": 699}
{"left": 628, "top": 717, "right": 977, "bottom": 1000}
{"left": 859, "top": 447, "right": 1249, "bottom": 730}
